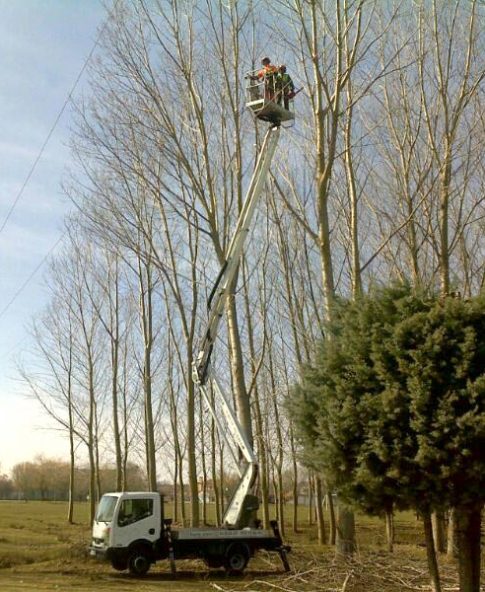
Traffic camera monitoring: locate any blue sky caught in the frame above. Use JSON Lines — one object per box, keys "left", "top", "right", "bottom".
{"left": 0, "top": 0, "right": 107, "bottom": 474}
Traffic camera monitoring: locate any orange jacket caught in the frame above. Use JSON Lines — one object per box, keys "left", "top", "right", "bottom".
{"left": 257, "top": 64, "right": 278, "bottom": 79}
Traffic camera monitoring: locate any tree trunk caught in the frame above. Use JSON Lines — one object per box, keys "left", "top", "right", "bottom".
{"left": 447, "top": 508, "right": 458, "bottom": 558}
{"left": 336, "top": 504, "right": 356, "bottom": 556}
{"left": 432, "top": 511, "right": 446, "bottom": 553}
{"left": 290, "top": 427, "right": 299, "bottom": 533}
{"left": 121, "top": 351, "right": 129, "bottom": 492}
{"left": 277, "top": 471, "right": 285, "bottom": 537}
{"left": 173, "top": 456, "right": 178, "bottom": 524}
{"left": 255, "top": 393, "right": 270, "bottom": 528}
{"left": 327, "top": 492, "right": 336, "bottom": 545}
{"left": 87, "top": 355, "right": 97, "bottom": 524}
{"left": 178, "top": 452, "right": 186, "bottom": 526}
{"left": 199, "top": 396, "right": 208, "bottom": 525}
{"left": 268, "top": 345, "right": 285, "bottom": 536}
{"left": 87, "top": 441, "right": 96, "bottom": 524}
{"left": 315, "top": 476, "right": 326, "bottom": 545}
{"left": 210, "top": 414, "right": 221, "bottom": 527}
{"left": 423, "top": 511, "right": 442, "bottom": 592}
{"left": 94, "top": 407, "right": 102, "bottom": 501}
{"left": 226, "top": 295, "right": 253, "bottom": 448}
{"left": 111, "top": 343, "right": 122, "bottom": 492}
{"left": 385, "top": 509, "right": 394, "bottom": 553}
{"left": 187, "top": 359, "right": 198, "bottom": 526}
{"left": 67, "top": 431, "right": 75, "bottom": 524}
{"left": 219, "top": 445, "right": 225, "bottom": 521}
{"left": 67, "top": 346, "right": 75, "bottom": 524}
{"left": 138, "top": 257, "right": 157, "bottom": 492}
{"left": 110, "top": 262, "right": 122, "bottom": 491}
{"left": 455, "top": 503, "right": 482, "bottom": 592}
{"left": 308, "top": 473, "right": 314, "bottom": 525}
{"left": 143, "top": 342, "right": 157, "bottom": 491}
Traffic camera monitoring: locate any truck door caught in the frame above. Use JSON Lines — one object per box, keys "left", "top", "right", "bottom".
{"left": 112, "top": 497, "right": 159, "bottom": 549}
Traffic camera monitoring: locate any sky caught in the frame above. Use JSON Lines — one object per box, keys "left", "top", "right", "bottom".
{"left": 0, "top": 0, "right": 108, "bottom": 474}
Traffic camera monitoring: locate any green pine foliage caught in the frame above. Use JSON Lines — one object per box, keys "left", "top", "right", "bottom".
{"left": 289, "top": 285, "right": 485, "bottom": 517}
{"left": 389, "top": 295, "right": 485, "bottom": 510}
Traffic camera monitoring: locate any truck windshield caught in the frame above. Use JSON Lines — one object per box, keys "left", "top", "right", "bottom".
{"left": 95, "top": 495, "right": 118, "bottom": 523}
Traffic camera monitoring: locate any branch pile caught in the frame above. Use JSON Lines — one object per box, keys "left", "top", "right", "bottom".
{"left": 210, "top": 550, "right": 466, "bottom": 592}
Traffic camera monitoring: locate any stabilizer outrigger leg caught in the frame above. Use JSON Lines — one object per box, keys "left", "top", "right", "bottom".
{"left": 270, "top": 520, "right": 291, "bottom": 572}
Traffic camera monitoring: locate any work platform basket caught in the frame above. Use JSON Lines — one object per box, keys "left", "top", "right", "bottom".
{"left": 245, "top": 69, "right": 295, "bottom": 126}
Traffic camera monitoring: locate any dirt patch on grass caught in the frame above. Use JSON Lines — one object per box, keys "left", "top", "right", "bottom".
{"left": 0, "top": 559, "right": 267, "bottom": 591}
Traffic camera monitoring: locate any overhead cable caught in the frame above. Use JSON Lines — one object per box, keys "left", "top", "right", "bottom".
{"left": 0, "top": 1, "right": 115, "bottom": 235}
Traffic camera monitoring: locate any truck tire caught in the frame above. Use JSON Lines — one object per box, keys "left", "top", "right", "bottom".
{"left": 224, "top": 543, "right": 249, "bottom": 574}
{"left": 127, "top": 547, "right": 151, "bottom": 576}
{"left": 110, "top": 556, "right": 128, "bottom": 571}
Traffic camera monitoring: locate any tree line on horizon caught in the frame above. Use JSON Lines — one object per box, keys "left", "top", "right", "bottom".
{"left": 0, "top": 456, "right": 323, "bottom": 512}
{"left": 16, "top": 1, "right": 484, "bottom": 591}
{"left": 0, "top": 458, "right": 146, "bottom": 501}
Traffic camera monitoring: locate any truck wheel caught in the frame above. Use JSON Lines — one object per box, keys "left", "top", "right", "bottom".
{"left": 110, "top": 556, "right": 127, "bottom": 571}
{"left": 224, "top": 544, "right": 249, "bottom": 575}
{"left": 128, "top": 548, "right": 151, "bottom": 576}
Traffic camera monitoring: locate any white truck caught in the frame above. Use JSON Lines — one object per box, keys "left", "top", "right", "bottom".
{"left": 90, "top": 76, "right": 293, "bottom": 577}
{"left": 91, "top": 491, "right": 289, "bottom": 575}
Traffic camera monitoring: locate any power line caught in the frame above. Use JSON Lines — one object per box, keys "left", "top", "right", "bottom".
{"left": 0, "top": 2, "right": 118, "bottom": 323}
{"left": 0, "top": 2, "right": 114, "bottom": 236}
{"left": 0, "top": 335, "right": 28, "bottom": 362}
{"left": 0, "top": 234, "right": 65, "bottom": 322}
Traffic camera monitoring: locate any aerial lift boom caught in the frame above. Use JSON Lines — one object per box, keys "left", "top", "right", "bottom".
{"left": 90, "top": 72, "right": 293, "bottom": 578}
{"left": 192, "top": 124, "right": 281, "bottom": 529}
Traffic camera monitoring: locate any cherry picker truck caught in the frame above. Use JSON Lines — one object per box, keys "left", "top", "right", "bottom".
{"left": 89, "top": 73, "right": 294, "bottom": 577}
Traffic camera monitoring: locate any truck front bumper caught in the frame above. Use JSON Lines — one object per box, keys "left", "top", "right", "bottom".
{"left": 89, "top": 544, "right": 108, "bottom": 560}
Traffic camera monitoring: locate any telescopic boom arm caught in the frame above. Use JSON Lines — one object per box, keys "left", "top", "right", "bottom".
{"left": 192, "top": 124, "right": 280, "bottom": 387}
{"left": 191, "top": 124, "right": 281, "bottom": 528}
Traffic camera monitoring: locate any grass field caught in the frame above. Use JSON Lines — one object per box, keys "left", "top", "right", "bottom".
{"left": 0, "top": 501, "right": 481, "bottom": 591}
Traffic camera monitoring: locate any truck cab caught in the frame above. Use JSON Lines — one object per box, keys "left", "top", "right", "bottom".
{"left": 91, "top": 492, "right": 166, "bottom": 574}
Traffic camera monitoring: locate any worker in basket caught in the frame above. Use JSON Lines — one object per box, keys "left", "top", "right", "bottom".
{"left": 251, "top": 57, "right": 278, "bottom": 101}
{"left": 276, "top": 65, "right": 296, "bottom": 110}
